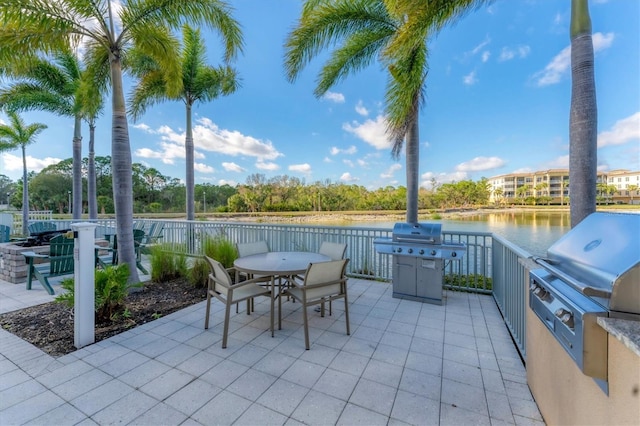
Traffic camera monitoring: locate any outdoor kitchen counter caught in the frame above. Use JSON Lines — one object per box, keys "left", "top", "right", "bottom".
{"left": 597, "top": 317, "right": 640, "bottom": 357}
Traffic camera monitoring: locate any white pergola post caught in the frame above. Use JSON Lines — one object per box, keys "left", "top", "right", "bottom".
{"left": 72, "top": 222, "right": 97, "bottom": 349}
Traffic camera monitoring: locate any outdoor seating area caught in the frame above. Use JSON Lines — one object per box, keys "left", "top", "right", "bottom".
{"left": 0, "top": 272, "right": 543, "bottom": 425}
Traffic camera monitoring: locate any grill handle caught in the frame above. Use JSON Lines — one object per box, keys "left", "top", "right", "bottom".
{"left": 531, "top": 257, "right": 612, "bottom": 299}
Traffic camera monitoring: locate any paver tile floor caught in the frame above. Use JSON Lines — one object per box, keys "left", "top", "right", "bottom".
{"left": 0, "top": 273, "right": 544, "bottom": 425}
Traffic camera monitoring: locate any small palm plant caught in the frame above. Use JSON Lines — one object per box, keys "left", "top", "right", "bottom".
{"left": 56, "top": 264, "right": 138, "bottom": 323}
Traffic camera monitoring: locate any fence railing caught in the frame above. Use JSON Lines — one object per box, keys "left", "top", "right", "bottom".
{"left": 45, "top": 217, "right": 530, "bottom": 360}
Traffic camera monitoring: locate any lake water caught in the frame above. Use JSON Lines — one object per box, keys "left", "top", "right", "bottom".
{"left": 335, "top": 211, "right": 572, "bottom": 256}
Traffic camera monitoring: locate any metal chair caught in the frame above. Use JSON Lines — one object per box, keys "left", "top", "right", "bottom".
{"left": 281, "top": 259, "right": 350, "bottom": 350}
{"left": 204, "top": 256, "right": 273, "bottom": 348}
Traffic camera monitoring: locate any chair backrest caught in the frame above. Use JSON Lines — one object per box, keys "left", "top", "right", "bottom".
{"left": 28, "top": 221, "right": 57, "bottom": 235}
{"left": 0, "top": 224, "right": 9, "bottom": 243}
{"left": 133, "top": 229, "right": 145, "bottom": 245}
{"left": 319, "top": 241, "right": 347, "bottom": 261}
{"left": 303, "top": 259, "right": 349, "bottom": 299}
{"left": 48, "top": 234, "right": 74, "bottom": 274}
{"left": 205, "top": 256, "right": 232, "bottom": 296}
{"left": 236, "top": 240, "right": 269, "bottom": 257}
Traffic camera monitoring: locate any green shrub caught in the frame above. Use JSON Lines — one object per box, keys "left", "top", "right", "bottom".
{"left": 189, "top": 257, "right": 210, "bottom": 288}
{"left": 444, "top": 273, "right": 493, "bottom": 291}
{"left": 149, "top": 243, "right": 187, "bottom": 282}
{"left": 55, "top": 264, "right": 138, "bottom": 323}
{"left": 202, "top": 236, "right": 237, "bottom": 268}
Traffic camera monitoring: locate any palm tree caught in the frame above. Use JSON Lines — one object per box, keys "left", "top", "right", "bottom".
{"left": 129, "top": 24, "right": 241, "bottom": 221}
{"left": 284, "top": 0, "right": 488, "bottom": 223}
{"left": 0, "top": 111, "right": 47, "bottom": 235}
{"left": 0, "top": 50, "right": 88, "bottom": 220}
{"left": 0, "top": 0, "right": 243, "bottom": 283}
{"left": 569, "top": 0, "right": 597, "bottom": 227}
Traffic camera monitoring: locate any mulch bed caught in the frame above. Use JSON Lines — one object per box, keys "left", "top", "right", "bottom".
{"left": 0, "top": 278, "right": 207, "bottom": 357}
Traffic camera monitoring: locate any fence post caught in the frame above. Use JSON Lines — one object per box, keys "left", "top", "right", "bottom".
{"left": 72, "top": 222, "right": 97, "bottom": 349}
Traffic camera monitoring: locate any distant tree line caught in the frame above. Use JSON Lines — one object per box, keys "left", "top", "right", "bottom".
{"left": 2, "top": 157, "right": 495, "bottom": 214}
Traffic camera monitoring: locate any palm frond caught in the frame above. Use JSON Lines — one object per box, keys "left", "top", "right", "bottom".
{"left": 119, "top": 0, "right": 243, "bottom": 61}
{"left": 0, "top": 83, "right": 75, "bottom": 116}
{"left": 128, "top": 71, "right": 171, "bottom": 121}
{"left": 284, "top": 0, "right": 397, "bottom": 83}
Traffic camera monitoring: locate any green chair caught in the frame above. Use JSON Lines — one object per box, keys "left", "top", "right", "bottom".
{"left": 23, "top": 234, "right": 74, "bottom": 295}
{"left": 28, "top": 221, "right": 57, "bottom": 235}
{"left": 0, "top": 224, "right": 9, "bottom": 243}
{"left": 97, "top": 229, "right": 148, "bottom": 274}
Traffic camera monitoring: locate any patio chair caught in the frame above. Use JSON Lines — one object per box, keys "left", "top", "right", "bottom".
{"left": 23, "top": 234, "right": 74, "bottom": 295}
{"left": 0, "top": 224, "right": 9, "bottom": 243}
{"left": 28, "top": 221, "right": 57, "bottom": 235}
{"left": 235, "top": 240, "right": 272, "bottom": 311}
{"left": 281, "top": 259, "right": 350, "bottom": 350}
{"left": 97, "top": 229, "right": 148, "bottom": 274}
{"left": 305, "top": 241, "right": 347, "bottom": 315}
{"left": 204, "top": 256, "right": 273, "bottom": 348}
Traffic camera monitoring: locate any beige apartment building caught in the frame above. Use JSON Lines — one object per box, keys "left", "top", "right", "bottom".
{"left": 488, "top": 169, "right": 640, "bottom": 205}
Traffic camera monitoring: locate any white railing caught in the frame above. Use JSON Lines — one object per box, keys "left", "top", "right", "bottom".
{"left": 47, "top": 217, "right": 530, "bottom": 360}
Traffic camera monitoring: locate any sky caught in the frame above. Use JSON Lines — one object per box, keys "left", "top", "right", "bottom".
{"left": 1, "top": 0, "right": 639, "bottom": 190}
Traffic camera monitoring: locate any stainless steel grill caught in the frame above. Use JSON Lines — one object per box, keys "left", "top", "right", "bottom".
{"left": 530, "top": 212, "right": 640, "bottom": 392}
{"left": 374, "top": 222, "right": 466, "bottom": 304}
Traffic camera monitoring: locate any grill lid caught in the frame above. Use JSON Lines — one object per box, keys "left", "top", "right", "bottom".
{"left": 392, "top": 222, "right": 442, "bottom": 245}
{"left": 539, "top": 212, "right": 639, "bottom": 315}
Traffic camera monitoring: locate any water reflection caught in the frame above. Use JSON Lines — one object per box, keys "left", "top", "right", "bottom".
{"left": 343, "top": 211, "right": 571, "bottom": 256}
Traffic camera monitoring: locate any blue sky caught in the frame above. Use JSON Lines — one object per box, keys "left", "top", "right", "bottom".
{"left": 1, "top": 0, "right": 639, "bottom": 190}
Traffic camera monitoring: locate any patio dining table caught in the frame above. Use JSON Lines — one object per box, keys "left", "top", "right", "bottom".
{"left": 233, "top": 251, "right": 331, "bottom": 334}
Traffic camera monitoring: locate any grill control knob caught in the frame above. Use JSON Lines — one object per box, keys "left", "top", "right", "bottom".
{"left": 451, "top": 252, "right": 457, "bottom": 258}
{"left": 554, "top": 308, "right": 575, "bottom": 329}
{"left": 408, "top": 248, "right": 413, "bottom": 254}
{"left": 397, "top": 247, "right": 403, "bottom": 253}
{"left": 430, "top": 250, "right": 437, "bottom": 256}
{"left": 419, "top": 249, "right": 424, "bottom": 255}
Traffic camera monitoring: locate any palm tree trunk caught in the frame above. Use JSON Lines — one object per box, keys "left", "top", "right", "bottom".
{"left": 405, "top": 110, "right": 419, "bottom": 223}
{"left": 569, "top": 0, "right": 597, "bottom": 228}
{"left": 72, "top": 115, "right": 83, "bottom": 219}
{"left": 185, "top": 102, "right": 195, "bottom": 221}
{"left": 110, "top": 57, "right": 140, "bottom": 283}
{"left": 21, "top": 144, "right": 28, "bottom": 235}
{"left": 88, "top": 122, "right": 98, "bottom": 220}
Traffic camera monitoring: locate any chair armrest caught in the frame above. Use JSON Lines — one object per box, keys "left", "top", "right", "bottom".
{"left": 22, "top": 251, "right": 49, "bottom": 260}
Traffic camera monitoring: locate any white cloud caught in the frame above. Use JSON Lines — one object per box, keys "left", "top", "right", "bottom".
{"left": 471, "top": 36, "right": 491, "bottom": 56}
{"left": 456, "top": 156, "right": 506, "bottom": 172}
{"left": 1, "top": 153, "right": 62, "bottom": 173}
{"left": 481, "top": 51, "right": 491, "bottom": 62}
{"left": 534, "top": 32, "right": 614, "bottom": 87}
{"left": 222, "top": 162, "right": 244, "bottom": 172}
{"left": 543, "top": 155, "right": 569, "bottom": 169}
{"left": 323, "top": 157, "right": 332, "bottom": 163}
{"left": 463, "top": 70, "right": 478, "bottom": 86}
{"left": 134, "top": 118, "right": 282, "bottom": 163}
{"left": 381, "top": 163, "right": 402, "bottom": 179}
{"left": 512, "top": 167, "right": 534, "bottom": 174}
{"left": 256, "top": 161, "right": 279, "bottom": 171}
{"left": 194, "top": 163, "right": 214, "bottom": 173}
{"left": 421, "top": 171, "right": 469, "bottom": 188}
{"left": 342, "top": 115, "right": 391, "bottom": 150}
{"left": 498, "top": 45, "right": 530, "bottom": 62}
{"left": 218, "top": 179, "right": 237, "bottom": 186}
{"left": 289, "top": 163, "right": 311, "bottom": 174}
{"left": 355, "top": 100, "right": 369, "bottom": 116}
{"left": 340, "top": 172, "right": 359, "bottom": 182}
{"left": 343, "top": 159, "right": 354, "bottom": 168}
{"left": 357, "top": 159, "right": 368, "bottom": 167}
{"left": 330, "top": 145, "right": 357, "bottom": 155}
{"left": 598, "top": 112, "right": 640, "bottom": 147}
{"left": 322, "top": 91, "right": 345, "bottom": 103}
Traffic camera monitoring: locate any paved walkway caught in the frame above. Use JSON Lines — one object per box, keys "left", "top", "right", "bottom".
{"left": 0, "top": 273, "right": 544, "bottom": 425}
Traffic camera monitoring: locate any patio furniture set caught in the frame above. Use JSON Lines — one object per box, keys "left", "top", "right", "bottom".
{"left": 205, "top": 240, "right": 350, "bottom": 350}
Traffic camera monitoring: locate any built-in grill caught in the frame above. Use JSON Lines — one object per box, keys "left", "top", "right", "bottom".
{"left": 530, "top": 212, "right": 640, "bottom": 392}
{"left": 374, "top": 222, "right": 466, "bottom": 304}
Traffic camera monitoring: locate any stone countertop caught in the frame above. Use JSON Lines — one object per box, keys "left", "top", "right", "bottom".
{"left": 597, "top": 317, "right": 640, "bottom": 357}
